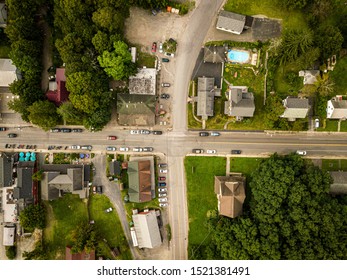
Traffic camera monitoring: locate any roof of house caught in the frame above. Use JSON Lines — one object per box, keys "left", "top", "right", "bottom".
{"left": 281, "top": 97, "right": 309, "bottom": 119}
{"left": 117, "top": 94, "right": 156, "bottom": 126}
{"left": 329, "top": 171, "right": 347, "bottom": 194}
{"left": 0, "top": 3, "right": 7, "bottom": 27}
{"left": 0, "top": 59, "right": 17, "bottom": 87}
{"left": 128, "top": 160, "right": 152, "bottom": 203}
{"left": 65, "top": 247, "right": 95, "bottom": 260}
{"left": 109, "top": 160, "right": 121, "bottom": 176}
{"left": 203, "top": 46, "right": 226, "bottom": 63}
{"left": 216, "top": 11, "right": 246, "bottom": 34}
{"left": 3, "top": 226, "right": 15, "bottom": 246}
{"left": 224, "top": 88, "right": 255, "bottom": 117}
{"left": 196, "top": 77, "right": 217, "bottom": 119}
{"left": 327, "top": 99, "right": 347, "bottom": 119}
{"left": 46, "top": 68, "right": 69, "bottom": 106}
{"left": 132, "top": 211, "right": 162, "bottom": 249}
{"left": 13, "top": 162, "right": 34, "bottom": 200}
{"left": 129, "top": 68, "right": 156, "bottom": 95}
{"left": 0, "top": 154, "right": 13, "bottom": 188}
{"left": 298, "top": 70, "right": 320, "bottom": 85}
{"left": 214, "top": 175, "right": 246, "bottom": 218}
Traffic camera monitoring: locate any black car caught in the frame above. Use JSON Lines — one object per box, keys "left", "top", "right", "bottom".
{"left": 8, "top": 133, "right": 17, "bottom": 138}
{"left": 158, "top": 163, "right": 167, "bottom": 168}
{"left": 96, "top": 186, "right": 103, "bottom": 194}
{"left": 160, "top": 93, "right": 170, "bottom": 99}
{"left": 152, "top": 130, "right": 163, "bottom": 135}
{"left": 231, "top": 150, "right": 242, "bottom": 154}
{"left": 162, "top": 58, "right": 170, "bottom": 63}
{"left": 192, "top": 149, "right": 204, "bottom": 154}
{"left": 72, "top": 128, "right": 83, "bottom": 133}
{"left": 50, "top": 128, "right": 60, "bottom": 133}
{"left": 199, "top": 132, "right": 209, "bottom": 137}
{"left": 61, "top": 128, "right": 72, "bottom": 133}
{"left": 0, "top": 127, "right": 6, "bottom": 131}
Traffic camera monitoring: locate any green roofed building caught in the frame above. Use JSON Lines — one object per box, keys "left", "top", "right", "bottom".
{"left": 128, "top": 160, "right": 152, "bottom": 203}
{"left": 117, "top": 94, "right": 156, "bottom": 126}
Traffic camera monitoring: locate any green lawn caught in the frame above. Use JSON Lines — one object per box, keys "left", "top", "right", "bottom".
{"left": 230, "top": 157, "right": 262, "bottom": 177}
{"left": 330, "top": 55, "right": 347, "bottom": 95}
{"left": 187, "top": 103, "right": 202, "bottom": 129}
{"left": 321, "top": 159, "right": 347, "bottom": 172}
{"left": 185, "top": 156, "right": 226, "bottom": 254}
{"left": 339, "top": 120, "right": 347, "bottom": 132}
{"left": 274, "top": 65, "right": 304, "bottom": 96}
{"left": 44, "top": 194, "right": 89, "bottom": 259}
{"left": 317, "top": 119, "right": 338, "bottom": 132}
{"left": 89, "top": 194, "right": 132, "bottom": 260}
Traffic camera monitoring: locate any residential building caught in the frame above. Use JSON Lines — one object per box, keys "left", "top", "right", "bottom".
{"left": 327, "top": 96, "right": 347, "bottom": 119}
{"left": 224, "top": 87, "right": 255, "bottom": 120}
{"left": 203, "top": 46, "right": 227, "bottom": 63}
{"left": 214, "top": 174, "right": 246, "bottom": 218}
{"left": 329, "top": 171, "right": 347, "bottom": 195}
{"left": 0, "top": 153, "right": 14, "bottom": 188}
{"left": 3, "top": 225, "right": 15, "bottom": 246}
{"left": 13, "top": 161, "right": 35, "bottom": 204}
{"left": 281, "top": 96, "right": 309, "bottom": 121}
{"left": 132, "top": 210, "right": 162, "bottom": 249}
{"left": 65, "top": 247, "right": 95, "bottom": 260}
{"left": 0, "top": 2, "right": 7, "bottom": 28}
{"left": 196, "top": 77, "right": 221, "bottom": 120}
{"left": 109, "top": 160, "right": 121, "bottom": 176}
{"left": 0, "top": 59, "right": 17, "bottom": 87}
{"left": 299, "top": 70, "right": 320, "bottom": 85}
{"left": 216, "top": 11, "right": 253, "bottom": 35}
{"left": 128, "top": 68, "right": 156, "bottom": 96}
{"left": 128, "top": 160, "right": 152, "bottom": 203}
{"left": 46, "top": 68, "right": 69, "bottom": 106}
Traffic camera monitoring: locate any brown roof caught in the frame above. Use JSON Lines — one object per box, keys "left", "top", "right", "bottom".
{"left": 214, "top": 175, "right": 246, "bottom": 218}
{"left": 128, "top": 160, "right": 152, "bottom": 202}
{"left": 65, "top": 246, "right": 95, "bottom": 260}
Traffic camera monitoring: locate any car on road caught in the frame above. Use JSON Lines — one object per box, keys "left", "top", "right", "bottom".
{"left": 158, "top": 163, "right": 167, "bottom": 168}
{"left": 159, "top": 42, "right": 163, "bottom": 53}
{"left": 161, "top": 83, "right": 170, "bottom": 87}
{"left": 159, "top": 169, "right": 167, "bottom": 173}
{"left": 207, "top": 149, "right": 216, "bottom": 154}
{"left": 107, "top": 135, "right": 117, "bottom": 140}
{"left": 106, "top": 146, "right": 116, "bottom": 151}
{"left": 96, "top": 186, "right": 103, "bottom": 194}
{"left": 158, "top": 182, "right": 166, "bottom": 187}
{"left": 160, "top": 93, "right": 170, "bottom": 99}
{"left": 199, "top": 132, "right": 209, "bottom": 137}
{"left": 164, "top": 52, "right": 174, "bottom": 57}
{"left": 210, "top": 132, "right": 220, "bottom": 136}
{"left": 72, "top": 128, "right": 83, "bottom": 133}
{"left": 159, "top": 176, "right": 166, "bottom": 181}
{"left": 162, "top": 58, "right": 169, "bottom": 62}
{"left": 158, "top": 188, "right": 167, "bottom": 192}
{"left": 81, "top": 145, "right": 92, "bottom": 150}
{"left": 105, "top": 207, "right": 113, "bottom": 213}
{"left": 92, "top": 186, "right": 96, "bottom": 194}
{"left": 192, "top": 149, "right": 204, "bottom": 154}
{"left": 8, "top": 133, "right": 17, "bottom": 138}
{"left": 151, "top": 42, "right": 157, "bottom": 52}
{"left": 0, "top": 127, "right": 6, "bottom": 131}
{"left": 71, "top": 145, "right": 80, "bottom": 149}
{"left": 152, "top": 130, "right": 163, "bottom": 135}
{"left": 140, "top": 129, "right": 150, "bottom": 134}
{"left": 61, "top": 128, "right": 72, "bottom": 133}
{"left": 296, "top": 150, "right": 307, "bottom": 155}
{"left": 158, "top": 193, "right": 167, "bottom": 197}
{"left": 143, "top": 147, "right": 153, "bottom": 152}
{"left": 119, "top": 147, "right": 129, "bottom": 152}
{"left": 159, "top": 203, "right": 168, "bottom": 207}
{"left": 231, "top": 150, "right": 241, "bottom": 154}
{"left": 158, "top": 197, "right": 168, "bottom": 203}
{"left": 130, "top": 130, "right": 140, "bottom": 134}
{"left": 50, "top": 128, "right": 60, "bottom": 133}
{"left": 133, "top": 147, "right": 143, "bottom": 152}
{"left": 315, "top": 118, "right": 320, "bottom": 128}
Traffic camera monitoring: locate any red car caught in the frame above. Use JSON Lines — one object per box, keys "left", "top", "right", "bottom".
{"left": 151, "top": 42, "right": 157, "bottom": 52}
{"left": 107, "top": 136, "right": 117, "bottom": 140}
{"left": 159, "top": 176, "right": 166, "bottom": 181}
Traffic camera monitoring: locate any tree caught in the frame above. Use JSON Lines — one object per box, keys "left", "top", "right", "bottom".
{"left": 92, "top": 7, "right": 124, "bottom": 33}
{"left": 280, "top": 0, "right": 309, "bottom": 10}
{"left": 6, "top": 246, "right": 17, "bottom": 260}
{"left": 19, "top": 203, "right": 46, "bottom": 232}
{"left": 264, "top": 94, "right": 285, "bottom": 128}
{"left": 7, "top": 98, "right": 30, "bottom": 122}
{"left": 57, "top": 101, "right": 85, "bottom": 124}
{"left": 27, "top": 100, "right": 61, "bottom": 131}
{"left": 314, "top": 25, "right": 344, "bottom": 60}
{"left": 32, "top": 170, "right": 43, "bottom": 182}
{"left": 23, "top": 241, "right": 47, "bottom": 260}
{"left": 92, "top": 31, "right": 122, "bottom": 54}
{"left": 83, "top": 105, "right": 112, "bottom": 131}
{"left": 315, "top": 73, "right": 334, "bottom": 96}
{"left": 71, "top": 223, "right": 97, "bottom": 254}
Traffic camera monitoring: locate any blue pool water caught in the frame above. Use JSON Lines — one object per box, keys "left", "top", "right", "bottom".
{"left": 227, "top": 50, "right": 250, "bottom": 63}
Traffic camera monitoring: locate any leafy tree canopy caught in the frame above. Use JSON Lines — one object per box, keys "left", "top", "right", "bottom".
{"left": 19, "top": 203, "right": 46, "bottom": 232}
{"left": 27, "top": 100, "right": 61, "bottom": 131}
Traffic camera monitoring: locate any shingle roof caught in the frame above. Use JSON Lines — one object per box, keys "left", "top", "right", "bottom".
{"left": 132, "top": 211, "right": 161, "bottom": 249}
{"left": 0, "top": 59, "right": 17, "bottom": 87}
{"left": 224, "top": 88, "right": 255, "bottom": 117}
{"left": 128, "top": 68, "right": 156, "bottom": 95}
{"left": 0, "top": 154, "right": 13, "bottom": 188}
{"left": 0, "top": 3, "right": 7, "bottom": 27}
{"left": 197, "top": 77, "right": 216, "bottom": 120}
{"left": 14, "top": 162, "right": 34, "bottom": 200}
{"left": 281, "top": 97, "right": 309, "bottom": 119}
{"left": 203, "top": 46, "right": 226, "bottom": 63}
{"left": 216, "top": 11, "right": 246, "bottom": 34}
{"left": 327, "top": 99, "right": 347, "bottom": 119}
{"left": 128, "top": 160, "right": 152, "bottom": 203}
{"left": 330, "top": 171, "right": 347, "bottom": 194}
{"left": 109, "top": 160, "right": 121, "bottom": 176}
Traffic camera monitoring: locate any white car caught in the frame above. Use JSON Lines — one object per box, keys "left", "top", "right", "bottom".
{"left": 133, "top": 147, "right": 143, "bottom": 152}
{"left": 207, "top": 149, "right": 216, "bottom": 154}
{"left": 158, "top": 197, "right": 168, "bottom": 202}
{"left": 315, "top": 118, "right": 319, "bottom": 128}
{"left": 140, "top": 129, "right": 150, "bottom": 134}
{"left": 159, "top": 203, "right": 168, "bottom": 207}
{"left": 106, "top": 146, "right": 116, "bottom": 151}
{"left": 105, "top": 207, "right": 113, "bottom": 213}
{"left": 159, "top": 42, "right": 163, "bottom": 53}
{"left": 296, "top": 150, "right": 307, "bottom": 155}
{"left": 159, "top": 169, "right": 167, "bottom": 173}
{"left": 158, "top": 188, "right": 167, "bottom": 192}
{"left": 158, "top": 193, "right": 167, "bottom": 197}
{"left": 210, "top": 132, "right": 220, "bottom": 136}
{"left": 71, "top": 145, "right": 80, "bottom": 149}
{"left": 130, "top": 130, "right": 140, "bottom": 134}
{"left": 119, "top": 147, "right": 129, "bottom": 152}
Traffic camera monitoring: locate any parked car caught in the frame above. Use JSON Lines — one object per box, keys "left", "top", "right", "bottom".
{"left": 71, "top": 145, "right": 81, "bottom": 149}
{"left": 164, "top": 52, "right": 174, "bottom": 57}
{"left": 133, "top": 147, "right": 143, "bottom": 152}
{"left": 210, "top": 132, "right": 220, "bottom": 136}
{"left": 140, "top": 129, "right": 150, "bottom": 134}
{"left": 50, "top": 128, "right": 60, "bottom": 133}
{"left": 8, "top": 133, "right": 17, "bottom": 138}
{"left": 158, "top": 193, "right": 167, "bottom": 197}
{"left": 158, "top": 197, "right": 168, "bottom": 203}
{"left": 231, "top": 150, "right": 241, "bottom": 154}
{"left": 207, "top": 150, "right": 216, "bottom": 154}
{"left": 0, "top": 127, "right": 7, "bottom": 131}
{"left": 143, "top": 147, "right": 153, "bottom": 152}
{"left": 152, "top": 130, "right": 163, "bottom": 135}
{"left": 159, "top": 169, "right": 167, "bottom": 173}
{"left": 96, "top": 186, "right": 103, "bottom": 194}
{"left": 158, "top": 163, "right": 167, "bottom": 168}
{"left": 160, "top": 93, "right": 170, "bottom": 99}
{"left": 161, "top": 83, "right": 170, "bottom": 87}
{"left": 61, "top": 128, "right": 72, "bottom": 133}
{"left": 81, "top": 145, "right": 92, "bottom": 150}
{"left": 192, "top": 149, "right": 204, "bottom": 154}
{"left": 158, "top": 188, "right": 167, "bottom": 192}
{"left": 199, "top": 132, "right": 209, "bottom": 137}
{"left": 105, "top": 207, "right": 113, "bottom": 213}
{"left": 151, "top": 9, "right": 157, "bottom": 16}
{"left": 107, "top": 135, "right": 117, "bottom": 140}
{"left": 162, "top": 58, "right": 169, "bottom": 62}
{"left": 159, "top": 176, "right": 166, "bottom": 181}
{"left": 315, "top": 118, "right": 320, "bottom": 128}
{"left": 130, "top": 130, "right": 140, "bottom": 134}
{"left": 159, "top": 42, "right": 163, "bottom": 53}
{"left": 72, "top": 128, "right": 83, "bottom": 133}
{"left": 92, "top": 186, "right": 96, "bottom": 194}
{"left": 159, "top": 203, "right": 168, "bottom": 207}
{"left": 151, "top": 42, "right": 157, "bottom": 52}
{"left": 158, "top": 182, "right": 166, "bottom": 187}
{"left": 119, "top": 147, "right": 129, "bottom": 152}
{"left": 296, "top": 150, "right": 307, "bottom": 155}
{"left": 106, "top": 146, "right": 116, "bottom": 151}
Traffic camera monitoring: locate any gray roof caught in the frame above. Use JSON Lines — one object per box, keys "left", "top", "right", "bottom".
{"left": 132, "top": 211, "right": 162, "bottom": 249}
{"left": 327, "top": 99, "right": 347, "bottom": 119}
{"left": 216, "top": 11, "right": 246, "bottom": 34}
{"left": 0, "top": 154, "right": 13, "bottom": 188}
{"left": 14, "top": 162, "right": 34, "bottom": 200}
{"left": 224, "top": 88, "right": 255, "bottom": 117}
{"left": 330, "top": 171, "right": 347, "bottom": 194}
{"left": 109, "top": 160, "right": 121, "bottom": 176}
{"left": 0, "top": 59, "right": 17, "bottom": 87}
{"left": 203, "top": 46, "right": 226, "bottom": 63}
{"left": 281, "top": 97, "right": 309, "bottom": 120}
{"left": 128, "top": 68, "right": 156, "bottom": 95}
{"left": 299, "top": 70, "right": 320, "bottom": 85}
{"left": 197, "top": 77, "right": 216, "bottom": 120}
{"left": 0, "top": 3, "right": 7, "bottom": 27}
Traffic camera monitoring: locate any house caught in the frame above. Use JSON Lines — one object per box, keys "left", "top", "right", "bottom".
{"left": 3, "top": 225, "right": 15, "bottom": 246}
{"left": 329, "top": 171, "right": 347, "bottom": 195}
{"left": 65, "top": 246, "right": 95, "bottom": 260}
{"left": 46, "top": 68, "right": 69, "bottom": 106}
{"left": 216, "top": 11, "right": 253, "bottom": 35}
{"left": 280, "top": 96, "right": 309, "bottom": 121}
{"left": 41, "top": 164, "right": 90, "bottom": 200}
{"left": 128, "top": 68, "right": 156, "bottom": 96}
{"left": 13, "top": 161, "right": 35, "bottom": 204}
{"left": 109, "top": 160, "right": 121, "bottom": 176}
{"left": 132, "top": 210, "right": 162, "bottom": 249}
{"left": 128, "top": 160, "right": 152, "bottom": 203}
{"left": 0, "top": 153, "right": 14, "bottom": 188}
{"left": 196, "top": 77, "right": 221, "bottom": 120}
{"left": 203, "top": 46, "right": 227, "bottom": 63}
{"left": 327, "top": 96, "right": 347, "bottom": 119}
{"left": 117, "top": 94, "right": 156, "bottom": 126}
{"left": 0, "top": 2, "right": 7, "bottom": 28}
{"left": 0, "top": 59, "right": 17, "bottom": 87}
{"left": 299, "top": 70, "right": 320, "bottom": 85}
{"left": 214, "top": 174, "right": 246, "bottom": 218}
{"left": 224, "top": 87, "right": 255, "bottom": 120}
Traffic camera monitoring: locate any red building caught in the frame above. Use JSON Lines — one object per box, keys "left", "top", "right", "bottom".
{"left": 46, "top": 68, "right": 69, "bottom": 106}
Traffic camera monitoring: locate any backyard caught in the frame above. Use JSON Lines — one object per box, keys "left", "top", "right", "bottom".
{"left": 321, "top": 159, "right": 347, "bottom": 172}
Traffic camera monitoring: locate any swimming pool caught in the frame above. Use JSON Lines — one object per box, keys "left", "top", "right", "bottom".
{"left": 227, "top": 49, "right": 250, "bottom": 63}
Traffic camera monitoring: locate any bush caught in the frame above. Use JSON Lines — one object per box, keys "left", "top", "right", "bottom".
{"left": 6, "top": 246, "right": 17, "bottom": 260}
